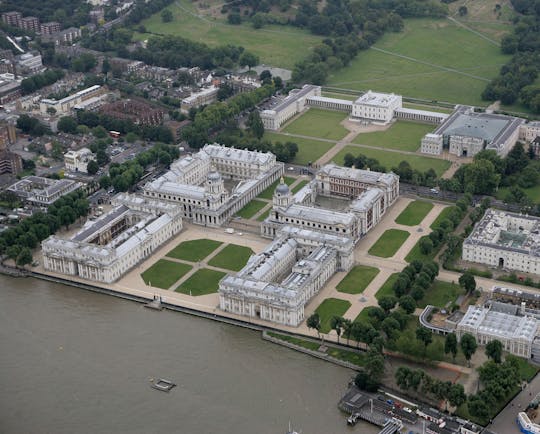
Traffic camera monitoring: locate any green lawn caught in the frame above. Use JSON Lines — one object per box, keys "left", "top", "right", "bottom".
{"left": 352, "top": 121, "right": 433, "bottom": 152}
{"left": 402, "top": 102, "right": 454, "bottom": 113}
{"left": 264, "top": 132, "right": 334, "bottom": 165}
{"left": 291, "top": 180, "right": 309, "bottom": 194}
{"left": 395, "top": 200, "right": 434, "bottom": 226}
{"left": 141, "top": 260, "right": 192, "bottom": 289}
{"left": 314, "top": 298, "right": 352, "bottom": 333}
{"left": 256, "top": 208, "right": 271, "bottom": 222}
{"left": 283, "top": 108, "right": 349, "bottom": 140}
{"left": 175, "top": 268, "right": 226, "bottom": 296}
{"left": 430, "top": 206, "right": 453, "bottom": 229}
{"left": 258, "top": 176, "right": 295, "bottom": 200}
{"left": 137, "top": 0, "right": 322, "bottom": 69}
{"left": 336, "top": 265, "right": 380, "bottom": 294}
{"left": 327, "top": 18, "right": 510, "bottom": 107}
{"left": 375, "top": 273, "right": 400, "bottom": 300}
{"left": 354, "top": 306, "right": 380, "bottom": 324}
{"left": 208, "top": 244, "right": 253, "bottom": 271}
{"left": 322, "top": 92, "right": 359, "bottom": 101}
{"left": 333, "top": 145, "right": 450, "bottom": 176}
{"left": 236, "top": 199, "right": 268, "bottom": 219}
{"left": 405, "top": 236, "right": 434, "bottom": 263}
{"left": 496, "top": 185, "right": 540, "bottom": 204}
{"left": 368, "top": 229, "right": 410, "bottom": 258}
{"left": 418, "top": 280, "right": 464, "bottom": 308}
{"left": 167, "top": 239, "right": 222, "bottom": 262}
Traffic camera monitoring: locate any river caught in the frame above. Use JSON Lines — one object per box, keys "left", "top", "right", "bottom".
{"left": 0, "top": 276, "right": 379, "bottom": 434}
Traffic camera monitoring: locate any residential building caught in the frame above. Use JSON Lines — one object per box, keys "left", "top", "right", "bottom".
{"left": 64, "top": 148, "right": 96, "bottom": 173}
{"left": 0, "top": 133, "right": 21, "bottom": 175}
{"left": 1, "top": 11, "right": 21, "bottom": 27}
{"left": 99, "top": 99, "right": 164, "bottom": 125}
{"left": 0, "top": 79, "right": 21, "bottom": 104}
{"left": 42, "top": 194, "right": 183, "bottom": 283}
{"left": 40, "top": 22, "right": 61, "bottom": 35}
{"left": 16, "top": 52, "right": 43, "bottom": 74}
{"left": 180, "top": 86, "right": 219, "bottom": 113}
{"left": 40, "top": 85, "right": 106, "bottom": 116}
{"left": 41, "top": 27, "right": 82, "bottom": 46}
{"left": 19, "top": 16, "right": 40, "bottom": 33}
{"left": 7, "top": 176, "right": 82, "bottom": 206}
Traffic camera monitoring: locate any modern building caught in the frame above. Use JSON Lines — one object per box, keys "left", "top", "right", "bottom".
{"left": 41, "top": 27, "right": 82, "bottom": 46}
{"left": 64, "top": 148, "right": 96, "bottom": 173}
{"left": 219, "top": 225, "right": 354, "bottom": 326}
{"left": 180, "top": 86, "right": 219, "bottom": 113}
{"left": 16, "top": 52, "right": 43, "bottom": 74}
{"left": 456, "top": 302, "right": 540, "bottom": 358}
{"left": 40, "top": 85, "right": 106, "bottom": 116}
{"left": 351, "top": 91, "right": 402, "bottom": 123}
{"left": 0, "top": 134, "right": 22, "bottom": 175}
{"left": 40, "top": 22, "right": 61, "bottom": 35}
{"left": 7, "top": 176, "right": 82, "bottom": 206}
{"left": 1, "top": 11, "right": 22, "bottom": 27}
{"left": 19, "top": 16, "right": 40, "bottom": 33}
{"left": 143, "top": 144, "right": 283, "bottom": 227}
{"left": 462, "top": 209, "right": 540, "bottom": 275}
{"left": 420, "top": 106, "right": 523, "bottom": 157}
{"left": 42, "top": 194, "right": 183, "bottom": 283}
{"left": 261, "top": 164, "right": 399, "bottom": 242}
{"left": 260, "top": 84, "right": 320, "bottom": 130}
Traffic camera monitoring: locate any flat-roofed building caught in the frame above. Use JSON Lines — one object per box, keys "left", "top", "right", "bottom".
{"left": 1, "top": 11, "right": 21, "bottom": 27}
{"left": 64, "top": 148, "right": 96, "bottom": 173}
{"left": 180, "top": 86, "right": 219, "bottom": 113}
{"left": 42, "top": 195, "right": 183, "bottom": 283}
{"left": 20, "top": 16, "right": 40, "bottom": 32}
{"left": 40, "top": 85, "right": 105, "bottom": 116}
{"left": 7, "top": 176, "right": 82, "bottom": 206}
{"left": 40, "top": 21, "right": 61, "bottom": 35}
{"left": 351, "top": 90, "right": 402, "bottom": 123}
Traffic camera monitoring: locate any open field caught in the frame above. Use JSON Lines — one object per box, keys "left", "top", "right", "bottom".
{"left": 258, "top": 176, "right": 295, "bottom": 200}
{"left": 327, "top": 18, "right": 510, "bottom": 106}
{"left": 353, "top": 121, "right": 433, "bottom": 152}
{"left": 137, "top": 0, "right": 321, "bottom": 69}
{"left": 395, "top": 200, "right": 434, "bottom": 226}
{"left": 333, "top": 145, "right": 451, "bottom": 176}
{"left": 496, "top": 185, "right": 540, "bottom": 204}
{"left": 375, "top": 273, "right": 400, "bottom": 300}
{"left": 141, "top": 259, "right": 192, "bottom": 289}
{"left": 315, "top": 298, "right": 352, "bottom": 333}
{"left": 336, "top": 265, "right": 380, "bottom": 294}
{"left": 283, "top": 109, "right": 349, "bottom": 140}
{"left": 166, "top": 239, "right": 222, "bottom": 262}
{"left": 175, "top": 268, "right": 227, "bottom": 296}
{"left": 402, "top": 102, "right": 455, "bottom": 113}
{"left": 418, "top": 280, "right": 464, "bottom": 308}
{"left": 368, "top": 229, "right": 410, "bottom": 258}
{"left": 236, "top": 199, "right": 268, "bottom": 219}
{"left": 208, "top": 244, "right": 253, "bottom": 271}
{"left": 264, "top": 132, "right": 334, "bottom": 165}
{"left": 322, "top": 92, "right": 359, "bottom": 101}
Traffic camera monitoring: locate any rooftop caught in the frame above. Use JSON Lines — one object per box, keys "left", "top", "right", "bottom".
{"left": 354, "top": 90, "right": 400, "bottom": 107}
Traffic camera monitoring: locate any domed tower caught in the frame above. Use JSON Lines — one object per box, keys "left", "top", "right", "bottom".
{"left": 273, "top": 177, "right": 292, "bottom": 208}
{"left": 205, "top": 166, "right": 225, "bottom": 196}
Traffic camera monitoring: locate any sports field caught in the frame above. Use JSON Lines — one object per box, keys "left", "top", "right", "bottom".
{"left": 137, "top": 0, "right": 321, "bottom": 69}
{"left": 353, "top": 121, "right": 433, "bottom": 152}
{"left": 334, "top": 145, "right": 451, "bottom": 176}
{"left": 264, "top": 132, "right": 334, "bottom": 165}
{"left": 327, "top": 18, "right": 510, "bottom": 106}
{"left": 283, "top": 109, "right": 349, "bottom": 140}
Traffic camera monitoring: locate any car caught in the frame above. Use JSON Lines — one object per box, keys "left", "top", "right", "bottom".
{"left": 288, "top": 167, "right": 295, "bottom": 171}
{"left": 430, "top": 188, "right": 439, "bottom": 194}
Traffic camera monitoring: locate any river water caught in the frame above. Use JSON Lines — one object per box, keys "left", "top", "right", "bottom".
{"left": 0, "top": 276, "right": 378, "bottom": 434}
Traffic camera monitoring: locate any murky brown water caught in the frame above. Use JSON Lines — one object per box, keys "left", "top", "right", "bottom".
{"left": 0, "top": 276, "right": 379, "bottom": 434}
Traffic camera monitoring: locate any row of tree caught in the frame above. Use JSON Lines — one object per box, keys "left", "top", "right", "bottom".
{"left": 21, "top": 69, "right": 65, "bottom": 95}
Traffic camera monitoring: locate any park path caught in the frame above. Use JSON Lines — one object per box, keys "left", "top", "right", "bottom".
{"left": 446, "top": 16, "right": 500, "bottom": 46}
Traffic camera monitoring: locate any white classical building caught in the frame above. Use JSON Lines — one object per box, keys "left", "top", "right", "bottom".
{"left": 7, "top": 176, "right": 82, "bottom": 206}
{"left": 219, "top": 225, "right": 354, "bottom": 326}
{"left": 42, "top": 194, "right": 183, "bottom": 283}
{"left": 143, "top": 144, "right": 283, "bottom": 226}
{"left": 261, "top": 164, "right": 399, "bottom": 242}
{"left": 456, "top": 302, "right": 540, "bottom": 358}
{"left": 351, "top": 90, "right": 402, "bottom": 123}
{"left": 64, "top": 147, "right": 95, "bottom": 173}
{"left": 462, "top": 209, "right": 540, "bottom": 275}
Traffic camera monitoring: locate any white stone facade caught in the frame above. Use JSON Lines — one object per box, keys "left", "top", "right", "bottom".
{"left": 64, "top": 147, "right": 95, "bottom": 173}
{"left": 42, "top": 195, "right": 183, "bottom": 283}
{"left": 420, "top": 133, "right": 443, "bottom": 155}
{"left": 351, "top": 91, "right": 402, "bottom": 123}
{"left": 8, "top": 175, "right": 82, "bottom": 206}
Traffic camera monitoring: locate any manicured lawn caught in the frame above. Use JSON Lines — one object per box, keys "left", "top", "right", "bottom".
{"left": 354, "top": 306, "right": 380, "bottom": 324}
{"left": 395, "top": 200, "right": 434, "bottom": 226}
{"left": 264, "top": 132, "right": 334, "bottom": 165}
{"left": 368, "top": 229, "right": 410, "bottom": 258}
{"left": 208, "top": 244, "right": 253, "bottom": 271}
{"left": 375, "top": 273, "right": 400, "bottom": 300}
{"left": 167, "top": 239, "right": 222, "bottom": 262}
{"left": 405, "top": 236, "right": 433, "bottom": 263}
{"left": 417, "top": 280, "right": 464, "bottom": 308}
{"left": 515, "top": 357, "right": 540, "bottom": 381}
{"left": 352, "top": 121, "right": 433, "bottom": 152}
{"left": 257, "top": 176, "right": 295, "bottom": 200}
{"left": 138, "top": 0, "right": 322, "bottom": 69}
{"left": 291, "top": 180, "right": 309, "bottom": 194}
{"left": 430, "top": 206, "right": 453, "bottom": 229}
{"left": 327, "top": 18, "right": 510, "bottom": 106}
{"left": 402, "top": 102, "right": 454, "bottom": 113}
{"left": 175, "top": 268, "right": 226, "bottom": 296}
{"left": 256, "top": 208, "right": 271, "bottom": 222}
{"left": 322, "top": 92, "right": 359, "bottom": 101}
{"left": 283, "top": 108, "right": 349, "bottom": 140}
{"left": 496, "top": 185, "right": 540, "bottom": 204}
{"left": 141, "top": 260, "right": 192, "bottom": 289}
{"left": 236, "top": 199, "right": 268, "bottom": 219}
{"left": 314, "top": 298, "right": 352, "bottom": 333}
{"left": 333, "top": 145, "right": 450, "bottom": 176}
{"left": 336, "top": 265, "right": 380, "bottom": 294}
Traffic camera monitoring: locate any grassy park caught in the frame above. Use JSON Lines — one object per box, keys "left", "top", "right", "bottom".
{"left": 405, "top": 237, "right": 433, "bottom": 263}
{"left": 283, "top": 109, "right": 349, "bottom": 140}
{"left": 258, "top": 176, "right": 295, "bottom": 200}
{"left": 375, "top": 273, "right": 400, "bottom": 300}
{"left": 236, "top": 199, "right": 268, "bottom": 219}
{"left": 352, "top": 121, "right": 433, "bottom": 152}
{"left": 368, "top": 229, "right": 410, "bottom": 258}
{"left": 336, "top": 265, "right": 380, "bottom": 294}
{"left": 167, "top": 239, "right": 222, "bottom": 262}
{"left": 175, "top": 268, "right": 227, "bottom": 296}
{"left": 334, "top": 145, "right": 450, "bottom": 176}
{"left": 417, "top": 280, "right": 464, "bottom": 308}
{"left": 264, "top": 132, "right": 334, "bottom": 165}
{"left": 395, "top": 200, "right": 434, "bottom": 226}
{"left": 291, "top": 180, "right": 309, "bottom": 194}
{"left": 256, "top": 208, "right": 271, "bottom": 222}
{"left": 430, "top": 206, "right": 455, "bottom": 229}
{"left": 315, "top": 298, "right": 352, "bottom": 333}
{"left": 496, "top": 185, "right": 540, "bottom": 204}
{"left": 141, "top": 260, "right": 192, "bottom": 289}
{"left": 208, "top": 244, "right": 253, "bottom": 271}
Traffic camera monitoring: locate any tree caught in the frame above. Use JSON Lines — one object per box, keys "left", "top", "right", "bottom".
{"left": 364, "top": 348, "right": 385, "bottom": 382}
{"left": 239, "top": 52, "right": 259, "bottom": 70}
{"left": 92, "top": 126, "right": 108, "bottom": 139}
{"left": 485, "top": 339, "right": 503, "bottom": 363}
{"left": 86, "top": 160, "right": 99, "bottom": 175}
{"left": 416, "top": 327, "right": 432, "bottom": 351}
{"left": 330, "top": 316, "right": 343, "bottom": 343}
{"left": 161, "top": 9, "right": 173, "bottom": 22}
{"left": 227, "top": 13, "right": 241, "bottom": 25}
{"left": 343, "top": 153, "right": 355, "bottom": 168}
{"left": 444, "top": 333, "right": 458, "bottom": 361}
{"left": 306, "top": 313, "right": 321, "bottom": 338}
{"left": 458, "top": 5, "right": 468, "bottom": 15}
{"left": 381, "top": 317, "right": 401, "bottom": 340}
{"left": 460, "top": 333, "right": 477, "bottom": 367}
{"left": 58, "top": 116, "right": 78, "bottom": 134}
{"left": 341, "top": 318, "right": 353, "bottom": 345}
{"left": 247, "top": 111, "right": 265, "bottom": 139}
{"left": 459, "top": 271, "right": 476, "bottom": 294}
{"left": 399, "top": 295, "right": 416, "bottom": 314}
{"left": 16, "top": 247, "right": 33, "bottom": 267}
{"left": 448, "top": 383, "right": 467, "bottom": 408}
{"left": 125, "top": 132, "right": 138, "bottom": 143}
{"left": 419, "top": 237, "right": 434, "bottom": 255}
{"left": 378, "top": 295, "right": 397, "bottom": 313}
